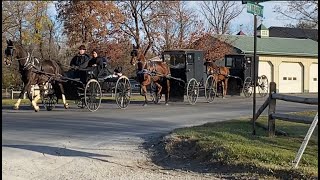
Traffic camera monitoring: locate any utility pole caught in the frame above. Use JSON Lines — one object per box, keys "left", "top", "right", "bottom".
{"left": 243, "top": 0, "right": 264, "bottom": 135}
{"left": 253, "top": 13, "right": 257, "bottom": 135}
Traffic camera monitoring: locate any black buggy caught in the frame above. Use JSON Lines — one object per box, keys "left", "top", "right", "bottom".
{"left": 222, "top": 54, "right": 268, "bottom": 98}
{"left": 161, "top": 50, "right": 269, "bottom": 105}
{"left": 41, "top": 64, "right": 132, "bottom": 112}
{"left": 162, "top": 49, "right": 207, "bottom": 105}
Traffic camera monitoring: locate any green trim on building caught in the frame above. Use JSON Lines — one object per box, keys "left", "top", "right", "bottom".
{"left": 216, "top": 35, "right": 318, "bottom": 57}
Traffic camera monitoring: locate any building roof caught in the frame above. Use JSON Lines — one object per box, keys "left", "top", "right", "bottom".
{"left": 236, "top": 30, "right": 246, "bottom": 35}
{"left": 269, "top": 26, "right": 318, "bottom": 41}
{"left": 257, "top": 24, "right": 268, "bottom": 30}
{"left": 216, "top": 35, "right": 318, "bottom": 57}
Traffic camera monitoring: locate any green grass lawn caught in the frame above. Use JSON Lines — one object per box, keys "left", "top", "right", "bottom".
{"left": 169, "top": 111, "right": 318, "bottom": 179}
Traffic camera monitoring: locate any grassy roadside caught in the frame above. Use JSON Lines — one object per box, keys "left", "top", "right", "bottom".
{"left": 164, "top": 111, "right": 318, "bottom": 179}
{"left": 2, "top": 95, "right": 146, "bottom": 105}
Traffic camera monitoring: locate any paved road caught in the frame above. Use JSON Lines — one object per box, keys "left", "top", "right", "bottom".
{"left": 2, "top": 94, "right": 318, "bottom": 180}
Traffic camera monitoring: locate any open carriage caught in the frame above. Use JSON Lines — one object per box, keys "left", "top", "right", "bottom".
{"left": 42, "top": 64, "right": 131, "bottom": 112}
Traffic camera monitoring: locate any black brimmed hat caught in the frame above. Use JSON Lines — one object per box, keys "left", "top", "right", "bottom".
{"left": 78, "top": 45, "right": 86, "bottom": 50}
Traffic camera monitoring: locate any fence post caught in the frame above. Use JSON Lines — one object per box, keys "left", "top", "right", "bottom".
{"left": 268, "top": 82, "right": 276, "bottom": 137}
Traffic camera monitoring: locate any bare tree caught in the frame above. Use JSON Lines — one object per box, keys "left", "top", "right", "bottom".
{"left": 118, "top": 1, "right": 162, "bottom": 56}
{"left": 200, "top": 1, "right": 244, "bottom": 34}
{"left": 274, "top": 1, "right": 318, "bottom": 29}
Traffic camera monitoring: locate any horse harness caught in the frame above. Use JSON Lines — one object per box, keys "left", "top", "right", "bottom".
{"left": 10, "top": 46, "right": 62, "bottom": 82}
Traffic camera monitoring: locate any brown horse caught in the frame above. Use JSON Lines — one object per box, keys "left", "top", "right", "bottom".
{"left": 130, "top": 45, "right": 171, "bottom": 106}
{"left": 204, "top": 60, "right": 230, "bottom": 98}
{"left": 4, "top": 40, "right": 69, "bottom": 111}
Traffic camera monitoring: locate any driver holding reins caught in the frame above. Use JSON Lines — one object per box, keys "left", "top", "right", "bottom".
{"left": 69, "top": 45, "right": 91, "bottom": 82}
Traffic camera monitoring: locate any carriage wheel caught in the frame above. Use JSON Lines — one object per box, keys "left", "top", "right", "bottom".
{"left": 84, "top": 79, "right": 102, "bottom": 112}
{"left": 115, "top": 76, "right": 131, "bottom": 109}
{"left": 242, "top": 77, "right": 253, "bottom": 98}
{"left": 41, "top": 83, "right": 57, "bottom": 111}
{"left": 150, "top": 81, "right": 160, "bottom": 104}
{"left": 258, "top": 75, "right": 268, "bottom": 97}
{"left": 205, "top": 75, "right": 216, "bottom": 103}
{"left": 186, "top": 78, "right": 199, "bottom": 105}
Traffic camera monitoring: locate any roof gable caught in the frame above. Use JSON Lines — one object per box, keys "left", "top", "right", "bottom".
{"left": 257, "top": 24, "right": 268, "bottom": 30}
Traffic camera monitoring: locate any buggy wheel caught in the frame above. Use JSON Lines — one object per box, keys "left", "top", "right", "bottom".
{"left": 242, "top": 77, "right": 253, "bottom": 98}
{"left": 186, "top": 78, "right": 199, "bottom": 105}
{"left": 205, "top": 75, "right": 216, "bottom": 103}
{"left": 84, "top": 79, "right": 102, "bottom": 112}
{"left": 115, "top": 76, "right": 131, "bottom": 109}
{"left": 41, "top": 83, "right": 57, "bottom": 111}
{"left": 258, "top": 75, "right": 268, "bottom": 97}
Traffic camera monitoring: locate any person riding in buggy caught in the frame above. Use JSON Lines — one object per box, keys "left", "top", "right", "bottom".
{"left": 65, "top": 46, "right": 122, "bottom": 82}
{"left": 87, "top": 49, "right": 122, "bottom": 80}
{"left": 65, "top": 45, "right": 91, "bottom": 83}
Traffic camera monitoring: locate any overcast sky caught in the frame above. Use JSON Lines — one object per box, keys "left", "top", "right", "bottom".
{"left": 47, "top": 1, "right": 296, "bottom": 35}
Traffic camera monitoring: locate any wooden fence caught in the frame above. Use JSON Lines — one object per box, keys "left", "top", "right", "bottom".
{"left": 254, "top": 82, "right": 318, "bottom": 137}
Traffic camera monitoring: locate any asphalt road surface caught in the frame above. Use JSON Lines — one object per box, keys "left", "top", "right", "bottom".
{"left": 2, "top": 94, "right": 318, "bottom": 180}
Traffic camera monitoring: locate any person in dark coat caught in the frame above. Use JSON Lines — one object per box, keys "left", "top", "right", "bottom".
{"left": 87, "top": 49, "right": 107, "bottom": 78}
{"left": 69, "top": 45, "right": 91, "bottom": 83}
{"left": 70, "top": 45, "right": 91, "bottom": 69}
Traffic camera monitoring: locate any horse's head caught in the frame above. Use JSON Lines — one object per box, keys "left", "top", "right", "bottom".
{"left": 4, "top": 39, "right": 29, "bottom": 68}
{"left": 130, "top": 44, "right": 145, "bottom": 66}
{"left": 205, "top": 60, "right": 219, "bottom": 75}
{"left": 4, "top": 40, "right": 15, "bottom": 66}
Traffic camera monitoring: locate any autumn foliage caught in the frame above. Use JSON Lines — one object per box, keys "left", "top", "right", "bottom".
{"left": 189, "top": 33, "right": 233, "bottom": 62}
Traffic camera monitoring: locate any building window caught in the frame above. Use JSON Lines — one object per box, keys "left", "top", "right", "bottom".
{"left": 226, "top": 57, "right": 233, "bottom": 67}
{"left": 314, "top": 78, "right": 318, "bottom": 81}
{"left": 293, "top": 77, "right": 297, "bottom": 80}
{"left": 288, "top": 77, "right": 292, "bottom": 80}
{"left": 283, "top": 77, "right": 287, "bottom": 80}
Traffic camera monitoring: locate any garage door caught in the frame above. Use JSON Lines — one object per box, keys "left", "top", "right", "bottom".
{"left": 309, "top": 64, "right": 318, "bottom": 92}
{"left": 279, "top": 62, "right": 303, "bottom": 93}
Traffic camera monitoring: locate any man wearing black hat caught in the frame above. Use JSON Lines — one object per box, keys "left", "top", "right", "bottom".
{"left": 69, "top": 45, "right": 91, "bottom": 83}
{"left": 70, "top": 45, "right": 91, "bottom": 69}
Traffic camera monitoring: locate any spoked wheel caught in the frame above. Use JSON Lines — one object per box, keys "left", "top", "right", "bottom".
{"left": 205, "top": 75, "right": 216, "bottom": 103}
{"left": 242, "top": 77, "right": 253, "bottom": 98}
{"left": 150, "top": 81, "right": 160, "bottom": 104}
{"left": 115, "top": 76, "right": 131, "bottom": 109}
{"left": 186, "top": 78, "right": 199, "bottom": 105}
{"left": 258, "top": 75, "right": 268, "bottom": 97}
{"left": 84, "top": 79, "right": 102, "bottom": 112}
{"left": 41, "top": 83, "right": 57, "bottom": 111}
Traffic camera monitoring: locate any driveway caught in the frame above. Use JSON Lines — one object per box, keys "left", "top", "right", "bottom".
{"left": 2, "top": 94, "right": 318, "bottom": 179}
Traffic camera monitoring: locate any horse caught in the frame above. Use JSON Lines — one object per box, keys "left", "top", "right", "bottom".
{"left": 204, "top": 60, "right": 230, "bottom": 98}
{"left": 4, "top": 39, "right": 69, "bottom": 111}
{"left": 130, "top": 45, "right": 171, "bottom": 106}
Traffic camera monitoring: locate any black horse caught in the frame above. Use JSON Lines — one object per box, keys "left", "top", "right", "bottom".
{"left": 4, "top": 40, "right": 69, "bottom": 111}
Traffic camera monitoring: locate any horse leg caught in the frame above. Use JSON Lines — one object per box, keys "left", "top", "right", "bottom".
{"left": 221, "top": 81, "right": 225, "bottom": 99}
{"left": 154, "top": 82, "right": 162, "bottom": 100}
{"left": 224, "top": 79, "right": 228, "bottom": 98}
{"left": 31, "top": 86, "right": 41, "bottom": 112}
{"left": 164, "top": 79, "right": 170, "bottom": 105}
{"left": 13, "top": 82, "right": 31, "bottom": 110}
{"left": 141, "top": 84, "right": 148, "bottom": 106}
{"left": 58, "top": 82, "right": 69, "bottom": 109}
